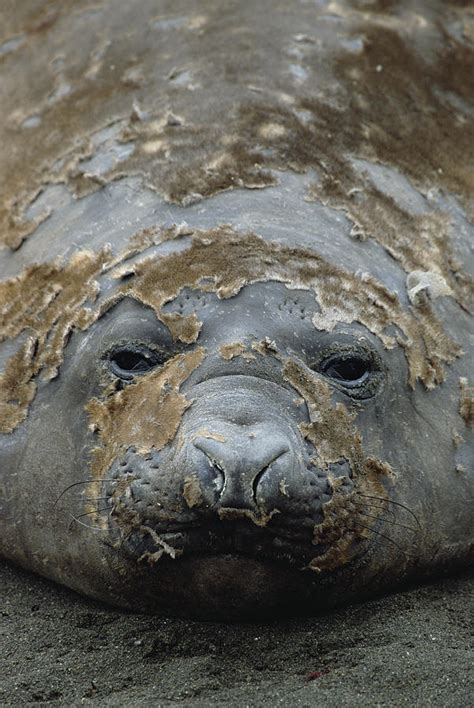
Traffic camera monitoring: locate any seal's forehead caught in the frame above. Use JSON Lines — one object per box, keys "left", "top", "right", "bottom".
{"left": 3, "top": 168, "right": 472, "bottom": 300}
{"left": 0, "top": 171, "right": 401, "bottom": 285}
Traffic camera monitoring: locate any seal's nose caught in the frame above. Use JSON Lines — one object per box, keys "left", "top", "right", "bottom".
{"left": 192, "top": 427, "right": 291, "bottom": 512}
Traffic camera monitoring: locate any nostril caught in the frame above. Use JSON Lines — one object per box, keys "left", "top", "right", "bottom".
{"left": 194, "top": 440, "right": 227, "bottom": 472}
{"left": 251, "top": 448, "right": 289, "bottom": 505}
{"left": 193, "top": 441, "right": 226, "bottom": 492}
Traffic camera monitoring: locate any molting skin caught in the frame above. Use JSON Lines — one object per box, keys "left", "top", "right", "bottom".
{"left": 0, "top": 0, "right": 473, "bottom": 619}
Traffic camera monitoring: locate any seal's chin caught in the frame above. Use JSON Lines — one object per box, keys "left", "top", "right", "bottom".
{"left": 104, "top": 519, "right": 368, "bottom": 618}
{"left": 110, "top": 550, "right": 322, "bottom": 619}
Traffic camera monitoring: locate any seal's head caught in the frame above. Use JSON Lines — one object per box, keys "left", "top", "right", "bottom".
{"left": 2, "top": 216, "right": 470, "bottom": 619}
{"left": 81, "top": 282, "right": 390, "bottom": 616}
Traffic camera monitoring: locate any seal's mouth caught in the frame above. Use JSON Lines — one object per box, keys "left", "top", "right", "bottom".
{"left": 112, "top": 518, "right": 332, "bottom": 569}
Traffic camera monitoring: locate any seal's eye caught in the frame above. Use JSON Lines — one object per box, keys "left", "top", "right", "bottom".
{"left": 315, "top": 345, "right": 384, "bottom": 399}
{"left": 107, "top": 345, "right": 163, "bottom": 380}
{"left": 323, "top": 356, "right": 369, "bottom": 385}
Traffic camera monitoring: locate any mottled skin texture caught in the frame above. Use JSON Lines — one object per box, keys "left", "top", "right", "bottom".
{"left": 0, "top": 0, "right": 473, "bottom": 618}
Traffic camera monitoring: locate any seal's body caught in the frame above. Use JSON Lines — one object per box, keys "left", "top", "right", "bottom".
{"left": 0, "top": 0, "right": 472, "bottom": 618}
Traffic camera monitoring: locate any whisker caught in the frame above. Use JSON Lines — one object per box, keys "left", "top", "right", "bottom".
{"left": 356, "top": 493, "right": 421, "bottom": 528}
{"left": 350, "top": 521, "right": 408, "bottom": 557}
{"left": 353, "top": 500, "right": 396, "bottom": 522}
{"left": 54, "top": 478, "right": 112, "bottom": 508}
{"left": 68, "top": 517, "right": 110, "bottom": 532}
{"left": 357, "top": 510, "right": 417, "bottom": 534}
{"left": 68, "top": 508, "right": 111, "bottom": 532}
{"left": 75, "top": 507, "right": 111, "bottom": 519}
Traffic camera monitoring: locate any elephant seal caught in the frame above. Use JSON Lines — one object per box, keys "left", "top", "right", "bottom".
{"left": 0, "top": 0, "right": 472, "bottom": 618}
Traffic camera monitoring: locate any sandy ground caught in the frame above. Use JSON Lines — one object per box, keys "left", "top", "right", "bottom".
{"left": 1, "top": 562, "right": 472, "bottom": 707}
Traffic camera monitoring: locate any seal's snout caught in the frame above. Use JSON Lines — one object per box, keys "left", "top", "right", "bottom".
{"left": 170, "top": 374, "right": 320, "bottom": 524}
{"left": 106, "top": 372, "right": 356, "bottom": 568}
{"left": 191, "top": 426, "right": 291, "bottom": 512}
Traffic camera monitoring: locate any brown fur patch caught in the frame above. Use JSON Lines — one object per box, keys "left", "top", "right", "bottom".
{"left": 85, "top": 347, "right": 205, "bottom": 520}
{"left": 0, "top": 248, "right": 111, "bottom": 433}
{"left": 0, "top": 339, "right": 37, "bottom": 433}
{"left": 459, "top": 377, "right": 474, "bottom": 427}
{"left": 282, "top": 357, "right": 392, "bottom": 572}
{"left": 219, "top": 342, "right": 254, "bottom": 361}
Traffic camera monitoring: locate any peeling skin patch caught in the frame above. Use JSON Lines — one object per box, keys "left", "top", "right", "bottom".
{"left": 279, "top": 479, "right": 289, "bottom": 497}
{"left": 0, "top": 249, "right": 111, "bottom": 433}
{"left": 191, "top": 429, "right": 227, "bottom": 443}
{"left": 0, "top": 339, "right": 37, "bottom": 434}
{"left": 1, "top": 198, "right": 53, "bottom": 251}
{"left": 251, "top": 338, "right": 278, "bottom": 356}
{"left": 217, "top": 506, "right": 280, "bottom": 528}
{"left": 407, "top": 270, "right": 453, "bottom": 306}
{"left": 459, "top": 377, "right": 474, "bottom": 427}
{"left": 183, "top": 475, "right": 204, "bottom": 509}
{"left": 85, "top": 347, "right": 205, "bottom": 520}
{"left": 285, "top": 363, "right": 394, "bottom": 571}
{"left": 219, "top": 342, "right": 256, "bottom": 362}
{"left": 307, "top": 181, "right": 473, "bottom": 312}
{"left": 282, "top": 357, "right": 393, "bottom": 572}
{"left": 452, "top": 430, "right": 464, "bottom": 448}
{"left": 138, "top": 526, "right": 182, "bottom": 565}
{"left": 0, "top": 224, "right": 462, "bottom": 433}
{"left": 259, "top": 123, "right": 287, "bottom": 140}
{"left": 159, "top": 311, "right": 202, "bottom": 344}
{"left": 0, "top": 35, "right": 26, "bottom": 58}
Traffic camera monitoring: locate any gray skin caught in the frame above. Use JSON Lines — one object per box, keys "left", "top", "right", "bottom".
{"left": 0, "top": 172, "right": 472, "bottom": 619}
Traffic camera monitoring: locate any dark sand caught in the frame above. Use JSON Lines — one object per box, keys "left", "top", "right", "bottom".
{"left": 1, "top": 563, "right": 472, "bottom": 707}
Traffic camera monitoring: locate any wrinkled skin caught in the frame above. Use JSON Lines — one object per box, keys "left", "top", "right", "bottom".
{"left": 0, "top": 0, "right": 473, "bottom": 619}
